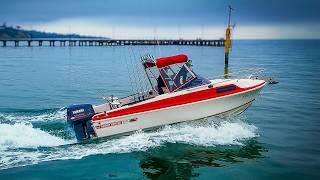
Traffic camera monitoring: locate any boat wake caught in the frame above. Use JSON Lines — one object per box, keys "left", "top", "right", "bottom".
{"left": 0, "top": 109, "right": 258, "bottom": 170}
{"left": 0, "top": 122, "right": 69, "bottom": 150}
{"left": 0, "top": 108, "right": 66, "bottom": 123}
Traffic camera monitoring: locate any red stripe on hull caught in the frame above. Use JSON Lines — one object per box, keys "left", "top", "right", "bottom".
{"left": 92, "top": 82, "right": 265, "bottom": 121}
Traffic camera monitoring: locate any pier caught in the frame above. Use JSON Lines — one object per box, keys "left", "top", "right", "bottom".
{"left": 0, "top": 38, "right": 225, "bottom": 47}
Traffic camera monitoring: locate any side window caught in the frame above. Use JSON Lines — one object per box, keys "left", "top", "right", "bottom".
{"left": 216, "top": 85, "right": 236, "bottom": 93}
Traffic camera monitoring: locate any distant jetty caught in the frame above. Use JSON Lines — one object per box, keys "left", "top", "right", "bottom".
{"left": 0, "top": 38, "right": 225, "bottom": 47}
{"left": 0, "top": 24, "right": 225, "bottom": 47}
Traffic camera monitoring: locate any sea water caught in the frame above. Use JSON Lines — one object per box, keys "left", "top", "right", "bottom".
{"left": 0, "top": 40, "right": 319, "bottom": 179}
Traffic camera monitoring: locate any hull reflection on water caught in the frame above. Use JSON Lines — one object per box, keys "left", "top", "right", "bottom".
{"left": 140, "top": 140, "right": 266, "bottom": 179}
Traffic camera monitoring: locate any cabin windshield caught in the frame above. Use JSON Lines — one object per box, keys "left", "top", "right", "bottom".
{"left": 159, "top": 63, "right": 196, "bottom": 92}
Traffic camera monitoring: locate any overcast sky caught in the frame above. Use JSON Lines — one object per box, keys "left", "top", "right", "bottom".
{"left": 1, "top": 0, "right": 319, "bottom": 39}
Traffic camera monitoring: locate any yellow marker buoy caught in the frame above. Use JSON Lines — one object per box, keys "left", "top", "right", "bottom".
{"left": 225, "top": 27, "right": 231, "bottom": 65}
{"left": 225, "top": 5, "right": 233, "bottom": 65}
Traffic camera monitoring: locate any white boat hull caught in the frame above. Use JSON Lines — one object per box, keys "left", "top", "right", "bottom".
{"left": 92, "top": 80, "right": 265, "bottom": 138}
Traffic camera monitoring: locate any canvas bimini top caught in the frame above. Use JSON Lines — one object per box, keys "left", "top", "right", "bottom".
{"left": 142, "top": 54, "right": 210, "bottom": 93}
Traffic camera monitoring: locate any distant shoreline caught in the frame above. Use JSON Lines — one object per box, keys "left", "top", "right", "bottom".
{"left": 0, "top": 25, "right": 109, "bottom": 39}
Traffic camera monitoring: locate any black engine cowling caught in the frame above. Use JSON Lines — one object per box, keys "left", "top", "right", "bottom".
{"left": 66, "top": 104, "right": 96, "bottom": 141}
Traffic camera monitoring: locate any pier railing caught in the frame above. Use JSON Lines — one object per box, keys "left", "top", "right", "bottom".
{"left": 0, "top": 38, "right": 225, "bottom": 47}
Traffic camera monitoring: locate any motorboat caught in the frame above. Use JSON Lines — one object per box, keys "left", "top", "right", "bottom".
{"left": 66, "top": 54, "right": 267, "bottom": 141}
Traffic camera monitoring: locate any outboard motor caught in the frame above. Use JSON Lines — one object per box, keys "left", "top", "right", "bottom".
{"left": 66, "top": 104, "right": 96, "bottom": 141}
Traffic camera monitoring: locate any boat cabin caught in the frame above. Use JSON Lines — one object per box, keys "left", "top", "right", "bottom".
{"left": 93, "top": 54, "right": 210, "bottom": 113}
{"left": 142, "top": 54, "right": 210, "bottom": 94}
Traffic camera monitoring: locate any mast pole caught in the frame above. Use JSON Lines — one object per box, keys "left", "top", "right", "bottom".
{"left": 228, "top": 5, "right": 232, "bottom": 27}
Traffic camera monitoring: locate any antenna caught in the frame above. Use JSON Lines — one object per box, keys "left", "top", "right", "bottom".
{"left": 228, "top": 5, "right": 233, "bottom": 27}
{"left": 153, "top": 26, "right": 161, "bottom": 56}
